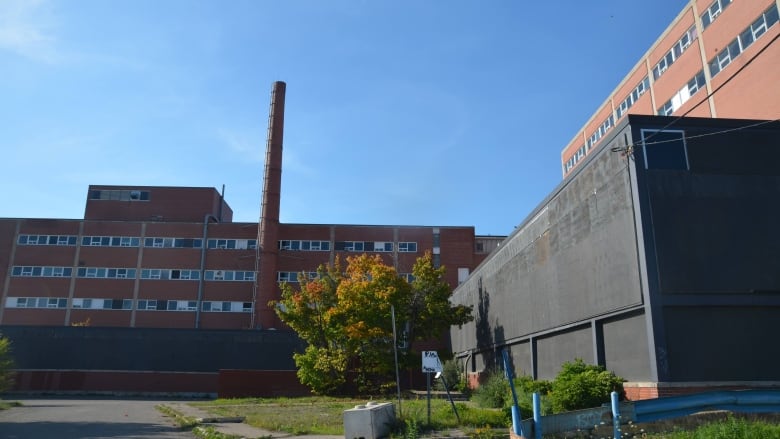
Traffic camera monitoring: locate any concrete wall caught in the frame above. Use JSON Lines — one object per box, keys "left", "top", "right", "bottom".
{"left": 453, "top": 115, "right": 780, "bottom": 386}
{"left": 451, "top": 120, "right": 650, "bottom": 380}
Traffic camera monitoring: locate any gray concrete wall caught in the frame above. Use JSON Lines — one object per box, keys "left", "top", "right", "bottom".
{"left": 451, "top": 122, "right": 649, "bottom": 379}
{"left": 602, "top": 311, "right": 651, "bottom": 381}
{"left": 536, "top": 326, "right": 594, "bottom": 380}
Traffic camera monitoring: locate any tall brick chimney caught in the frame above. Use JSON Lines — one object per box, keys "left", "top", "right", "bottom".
{"left": 256, "top": 81, "right": 286, "bottom": 329}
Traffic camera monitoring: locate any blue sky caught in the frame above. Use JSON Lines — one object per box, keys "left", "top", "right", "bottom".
{"left": 0, "top": 0, "right": 687, "bottom": 236}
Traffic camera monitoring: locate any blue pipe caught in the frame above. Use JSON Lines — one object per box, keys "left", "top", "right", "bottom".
{"left": 611, "top": 391, "right": 621, "bottom": 439}
{"left": 533, "top": 392, "right": 542, "bottom": 439}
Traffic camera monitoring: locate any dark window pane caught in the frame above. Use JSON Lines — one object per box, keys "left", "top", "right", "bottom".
{"left": 643, "top": 131, "right": 688, "bottom": 170}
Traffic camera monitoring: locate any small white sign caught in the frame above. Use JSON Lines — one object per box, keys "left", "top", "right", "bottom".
{"left": 422, "top": 350, "right": 442, "bottom": 373}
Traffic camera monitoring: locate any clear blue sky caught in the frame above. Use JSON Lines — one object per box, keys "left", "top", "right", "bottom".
{"left": 1, "top": 0, "right": 687, "bottom": 236}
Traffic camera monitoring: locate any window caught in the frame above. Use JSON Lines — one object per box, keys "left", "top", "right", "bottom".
{"left": 11, "top": 266, "right": 72, "bottom": 277}
{"left": 137, "top": 300, "right": 158, "bottom": 310}
{"left": 17, "top": 235, "right": 77, "bottom": 246}
{"left": 144, "top": 237, "right": 202, "bottom": 248}
{"left": 201, "top": 301, "right": 253, "bottom": 313}
{"left": 398, "top": 242, "right": 417, "bottom": 252}
{"left": 77, "top": 267, "right": 136, "bottom": 279}
{"left": 641, "top": 129, "right": 689, "bottom": 170}
{"left": 616, "top": 77, "right": 650, "bottom": 119}
{"left": 205, "top": 270, "right": 255, "bottom": 282}
{"left": 279, "top": 240, "right": 330, "bottom": 251}
{"left": 657, "top": 70, "right": 706, "bottom": 116}
{"left": 701, "top": 0, "right": 732, "bottom": 29}
{"left": 5, "top": 297, "right": 67, "bottom": 309}
{"left": 207, "top": 239, "right": 257, "bottom": 250}
{"left": 652, "top": 26, "right": 697, "bottom": 80}
{"left": 709, "top": 5, "right": 779, "bottom": 78}
{"left": 337, "top": 241, "right": 365, "bottom": 252}
{"left": 82, "top": 236, "right": 140, "bottom": 247}
{"left": 90, "top": 189, "right": 150, "bottom": 201}
{"left": 373, "top": 242, "right": 393, "bottom": 252}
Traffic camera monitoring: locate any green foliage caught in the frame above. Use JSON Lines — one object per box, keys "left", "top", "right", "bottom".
{"left": 472, "top": 371, "right": 510, "bottom": 409}
{"left": 656, "top": 415, "right": 780, "bottom": 439}
{"left": 292, "top": 345, "right": 347, "bottom": 395}
{"left": 403, "top": 418, "right": 419, "bottom": 439}
{"left": 549, "top": 358, "right": 624, "bottom": 413}
{"left": 272, "top": 253, "right": 474, "bottom": 395}
{"left": 514, "top": 374, "right": 552, "bottom": 395}
{"left": 434, "top": 360, "right": 466, "bottom": 393}
{"left": 0, "top": 334, "right": 15, "bottom": 394}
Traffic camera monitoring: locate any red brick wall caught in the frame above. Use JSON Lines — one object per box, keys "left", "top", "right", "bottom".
{"left": 217, "top": 370, "right": 312, "bottom": 398}
{"left": 13, "top": 370, "right": 218, "bottom": 394}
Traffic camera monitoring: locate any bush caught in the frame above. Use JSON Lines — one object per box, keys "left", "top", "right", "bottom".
{"left": 472, "top": 370, "right": 510, "bottom": 409}
{"left": 549, "top": 358, "right": 624, "bottom": 413}
{"left": 0, "top": 334, "right": 14, "bottom": 394}
{"left": 434, "top": 360, "right": 466, "bottom": 393}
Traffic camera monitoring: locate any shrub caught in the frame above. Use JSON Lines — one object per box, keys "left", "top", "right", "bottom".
{"left": 434, "top": 360, "right": 466, "bottom": 393}
{"left": 549, "top": 358, "right": 624, "bottom": 413}
{"left": 0, "top": 335, "right": 15, "bottom": 394}
{"left": 472, "top": 370, "right": 510, "bottom": 409}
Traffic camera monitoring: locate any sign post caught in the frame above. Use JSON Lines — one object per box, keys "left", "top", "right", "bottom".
{"left": 422, "top": 351, "right": 442, "bottom": 425}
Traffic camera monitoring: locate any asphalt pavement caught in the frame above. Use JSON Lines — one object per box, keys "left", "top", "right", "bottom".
{"left": 0, "top": 397, "right": 195, "bottom": 439}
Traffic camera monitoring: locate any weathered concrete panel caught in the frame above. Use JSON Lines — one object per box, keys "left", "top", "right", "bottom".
{"left": 451, "top": 124, "right": 643, "bottom": 358}
{"left": 536, "top": 326, "right": 593, "bottom": 380}
{"left": 603, "top": 312, "right": 652, "bottom": 381}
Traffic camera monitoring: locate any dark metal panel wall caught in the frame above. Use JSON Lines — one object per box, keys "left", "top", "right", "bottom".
{"left": 1, "top": 325, "right": 303, "bottom": 372}
{"left": 663, "top": 307, "right": 780, "bottom": 381}
{"left": 535, "top": 326, "right": 593, "bottom": 380}
{"left": 602, "top": 311, "right": 651, "bottom": 381}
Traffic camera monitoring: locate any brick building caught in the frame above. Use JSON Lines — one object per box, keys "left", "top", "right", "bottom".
{"left": 0, "top": 82, "right": 502, "bottom": 394}
{"left": 561, "top": 0, "right": 780, "bottom": 176}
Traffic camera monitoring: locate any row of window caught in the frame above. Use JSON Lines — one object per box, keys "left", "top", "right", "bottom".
{"left": 77, "top": 267, "right": 136, "bottom": 279}
{"left": 708, "top": 4, "right": 778, "bottom": 79}
{"left": 89, "top": 189, "right": 150, "bottom": 201}
{"left": 207, "top": 239, "right": 257, "bottom": 249}
{"left": 658, "top": 70, "right": 707, "bottom": 116}
{"left": 278, "top": 240, "right": 419, "bottom": 252}
{"left": 11, "top": 266, "right": 73, "bottom": 277}
{"left": 278, "top": 240, "right": 331, "bottom": 251}
{"left": 17, "top": 235, "right": 78, "bottom": 246}
{"left": 18, "top": 235, "right": 257, "bottom": 250}
{"left": 140, "top": 269, "right": 200, "bottom": 280}
{"left": 652, "top": 25, "right": 697, "bottom": 80}
{"left": 564, "top": 145, "right": 586, "bottom": 174}
{"left": 11, "top": 266, "right": 254, "bottom": 281}
{"left": 615, "top": 77, "right": 650, "bottom": 120}
{"left": 334, "top": 241, "right": 418, "bottom": 252}
{"left": 5, "top": 297, "right": 252, "bottom": 313}
{"left": 82, "top": 236, "right": 140, "bottom": 247}
{"left": 276, "top": 271, "right": 318, "bottom": 282}
{"left": 701, "top": 0, "right": 732, "bottom": 29}
{"left": 204, "top": 270, "right": 256, "bottom": 281}
{"left": 587, "top": 115, "right": 615, "bottom": 151}
{"left": 276, "top": 271, "right": 416, "bottom": 283}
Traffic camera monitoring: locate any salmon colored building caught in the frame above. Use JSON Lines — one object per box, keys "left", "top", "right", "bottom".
{"left": 561, "top": 0, "right": 780, "bottom": 177}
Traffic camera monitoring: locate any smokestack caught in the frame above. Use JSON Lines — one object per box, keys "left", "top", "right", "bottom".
{"left": 256, "top": 81, "right": 286, "bottom": 329}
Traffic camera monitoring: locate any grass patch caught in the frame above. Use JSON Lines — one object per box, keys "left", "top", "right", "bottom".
{"left": 0, "top": 401, "right": 21, "bottom": 410}
{"left": 192, "top": 397, "right": 364, "bottom": 435}
{"left": 191, "top": 396, "right": 510, "bottom": 435}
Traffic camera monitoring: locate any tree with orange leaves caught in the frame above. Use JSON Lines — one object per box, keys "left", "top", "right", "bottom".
{"left": 272, "top": 252, "right": 473, "bottom": 395}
